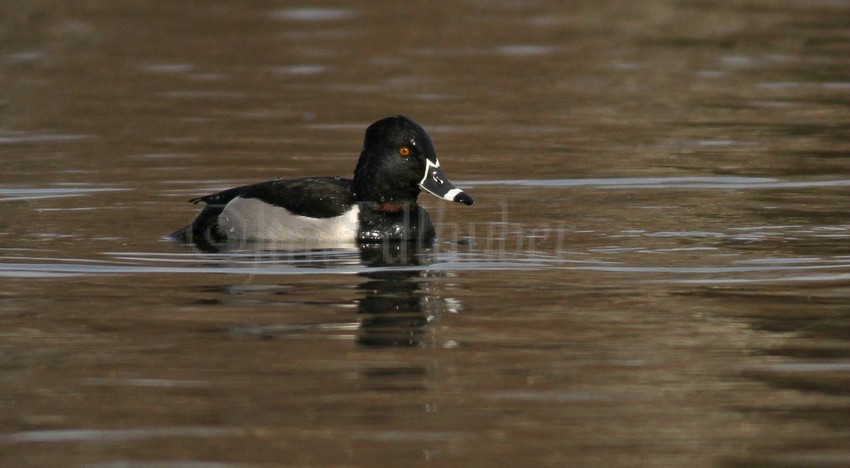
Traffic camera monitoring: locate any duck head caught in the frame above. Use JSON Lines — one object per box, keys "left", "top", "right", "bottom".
{"left": 352, "top": 115, "right": 475, "bottom": 207}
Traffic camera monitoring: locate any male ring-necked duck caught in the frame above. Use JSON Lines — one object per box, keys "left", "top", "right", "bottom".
{"left": 171, "top": 115, "right": 474, "bottom": 245}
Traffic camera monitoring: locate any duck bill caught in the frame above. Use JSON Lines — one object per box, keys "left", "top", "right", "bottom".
{"left": 419, "top": 158, "right": 475, "bottom": 206}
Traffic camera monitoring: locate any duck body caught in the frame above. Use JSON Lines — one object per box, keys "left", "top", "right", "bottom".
{"left": 179, "top": 176, "right": 435, "bottom": 243}
{"left": 171, "top": 116, "right": 472, "bottom": 246}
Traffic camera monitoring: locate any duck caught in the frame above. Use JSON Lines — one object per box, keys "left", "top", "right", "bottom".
{"left": 170, "top": 115, "right": 474, "bottom": 246}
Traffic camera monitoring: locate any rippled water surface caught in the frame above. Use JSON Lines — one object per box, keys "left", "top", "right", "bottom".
{"left": 2, "top": 1, "right": 849, "bottom": 466}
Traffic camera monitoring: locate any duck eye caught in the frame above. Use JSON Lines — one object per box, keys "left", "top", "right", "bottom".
{"left": 398, "top": 146, "right": 411, "bottom": 157}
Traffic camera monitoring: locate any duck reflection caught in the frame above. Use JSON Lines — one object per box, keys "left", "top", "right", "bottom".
{"left": 356, "top": 243, "right": 443, "bottom": 348}
{"left": 185, "top": 241, "right": 460, "bottom": 348}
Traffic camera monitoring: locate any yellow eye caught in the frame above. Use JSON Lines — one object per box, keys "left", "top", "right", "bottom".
{"left": 398, "top": 146, "right": 411, "bottom": 157}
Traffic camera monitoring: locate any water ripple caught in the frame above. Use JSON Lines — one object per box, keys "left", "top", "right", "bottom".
{"left": 462, "top": 177, "right": 850, "bottom": 189}
{"left": 271, "top": 8, "right": 356, "bottom": 22}
{"left": 0, "top": 187, "right": 128, "bottom": 202}
{"left": 0, "top": 427, "right": 242, "bottom": 444}
{"left": 1, "top": 259, "right": 847, "bottom": 279}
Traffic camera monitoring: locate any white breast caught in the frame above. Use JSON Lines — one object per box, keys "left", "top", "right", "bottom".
{"left": 217, "top": 197, "right": 360, "bottom": 242}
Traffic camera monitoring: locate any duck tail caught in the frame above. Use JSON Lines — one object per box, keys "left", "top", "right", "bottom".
{"left": 167, "top": 204, "right": 225, "bottom": 246}
{"left": 167, "top": 224, "right": 194, "bottom": 243}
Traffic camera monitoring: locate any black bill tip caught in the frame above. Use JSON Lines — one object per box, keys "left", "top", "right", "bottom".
{"left": 454, "top": 192, "right": 475, "bottom": 206}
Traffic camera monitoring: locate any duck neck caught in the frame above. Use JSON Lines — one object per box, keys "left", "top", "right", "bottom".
{"left": 357, "top": 197, "right": 420, "bottom": 214}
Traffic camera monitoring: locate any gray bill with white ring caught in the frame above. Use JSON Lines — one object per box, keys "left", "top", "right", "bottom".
{"left": 419, "top": 158, "right": 475, "bottom": 205}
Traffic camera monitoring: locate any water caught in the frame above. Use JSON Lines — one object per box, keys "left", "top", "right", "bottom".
{"left": 2, "top": 1, "right": 849, "bottom": 466}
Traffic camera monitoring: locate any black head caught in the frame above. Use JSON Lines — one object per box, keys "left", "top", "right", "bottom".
{"left": 352, "top": 115, "right": 474, "bottom": 206}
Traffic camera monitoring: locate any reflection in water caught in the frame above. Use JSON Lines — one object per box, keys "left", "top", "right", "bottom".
{"left": 188, "top": 242, "right": 460, "bottom": 348}
{"left": 358, "top": 244, "right": 442, "bottom": 348}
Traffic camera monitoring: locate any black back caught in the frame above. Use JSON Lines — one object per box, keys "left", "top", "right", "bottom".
{"left": 191, "top": 176, "right": 354, "bottom": 217}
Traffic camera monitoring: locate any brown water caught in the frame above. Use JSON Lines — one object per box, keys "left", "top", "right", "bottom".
{"left": 2, "top": 1, "right": 849, "bottom": 466}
